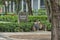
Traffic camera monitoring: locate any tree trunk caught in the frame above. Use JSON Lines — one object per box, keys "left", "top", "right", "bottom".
{"left": 11, "top": 0, "right": 13, "bottom": 12}
{"left": 44, "top": 0, "right": 52, "bottom": 23}
{"left": 14, "top": 0, "right": 17, "bottom": 14}
{"left": 45, "top": 0, "right": 60, "bottom": 40}
{"left": 17, "top": 0, "right": 21, "bottom": 14}
{"left": 5, "top": 1, "right": 7, "bottom": 14}
{"left": 7, "top": 0, "right": 9, "bottom": 13}
{"left": 15, "top": 0, "right": 21, "bottom": 14}
{"left": 26, "top": 0, "right": 33, "bottom": 15}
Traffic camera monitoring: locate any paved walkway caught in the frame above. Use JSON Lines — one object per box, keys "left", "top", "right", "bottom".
{"left": 0, "top": 31, "right": 51, "bottom": 40}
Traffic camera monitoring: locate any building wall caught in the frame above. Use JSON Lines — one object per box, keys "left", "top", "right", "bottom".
{"left": 33, "top": 0, "right": 38, "bottom": 10}
{"left": 40, "top": 0, "right": 45, "bottom": 9}
{"left": 2, "top": 0, "right": 45, "bottom": 14}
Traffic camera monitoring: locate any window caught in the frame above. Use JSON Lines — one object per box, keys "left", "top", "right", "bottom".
{"left": 40, "top": 0, "right": 44, "bottom": 6}
{"left": 33, "top": 0, "right": 38, "bottom": 10}
{"left": 40, "top": 0, "right": 45, "bottom": 8}
{"left": 23, "top": 0, "right": 26, "bottom": 12}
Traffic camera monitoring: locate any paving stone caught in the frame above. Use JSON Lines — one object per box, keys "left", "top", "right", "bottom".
{"left": 0, "top": 31, "right": 51, "bottom": 40}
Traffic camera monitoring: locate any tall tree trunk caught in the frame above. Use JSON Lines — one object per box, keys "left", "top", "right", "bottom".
{"left": 51, "top": 0, "right": 60, "bottom": 40}
{"left": 11, "top": 0, "right": 13, "bottom": 12}
{"left": 17, "top": 0, "right": 21, "bottom": 24}
{"left": 7, "top": 0, "right": 9, "bottom": 13}
{"left": 26, "top": 0, "right": 33, "bottom": 15}
{"left": 5, "top": 0, "right": 7, "bottom": 14}
{"left": 44, "top": 0, "right": 52, "bottom": 23}
{"left": 45, "top": 0, "right": 60, "bottom": 40}
{"left": 17, "top": 0, "right": 21, "bottom": 14}
{"left": 15, "top": 0, "right": 21, "bottom": 14}
{"left": 15, "top": 0, "right": 17, "bottom": 13}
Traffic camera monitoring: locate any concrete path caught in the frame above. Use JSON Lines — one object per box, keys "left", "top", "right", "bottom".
{"left": 0, "top": 31, "right": 51, "bottom": 40}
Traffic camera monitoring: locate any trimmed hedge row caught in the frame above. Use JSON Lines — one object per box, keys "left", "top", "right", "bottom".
{"left": 0, "top": 15, "right": 18, "bottom": 22}
{"left": 0, "top": 15, "right": 51, "bottom": 31}
{"left": 0, "top": 15, "right": 47, "bottom": 22}
{"left": 0, "top": 22, "right": 51, "bottom": 32}
{"left": 28, "top": 15, "right": 47, "bottom": 22}
{"left": 0, "top": 22, "right": 33, "bottom": 32}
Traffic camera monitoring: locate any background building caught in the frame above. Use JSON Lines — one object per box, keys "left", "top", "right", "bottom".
{"left": 1, "top": 0, "right": 45, "bottom": 14}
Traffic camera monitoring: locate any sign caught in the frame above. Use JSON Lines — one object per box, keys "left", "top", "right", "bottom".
{"left": 18, "top": 12, "right": 28, "bottom": 22}
{"left": 20, "top": 15, "right": 27, "bottom": 20}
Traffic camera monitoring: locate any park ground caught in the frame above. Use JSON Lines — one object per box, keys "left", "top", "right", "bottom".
{"left": 0, "top": 31, "right": 51, "bottom": 40}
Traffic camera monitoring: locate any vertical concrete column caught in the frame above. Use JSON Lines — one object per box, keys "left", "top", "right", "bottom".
{"left": 38, "top": 0, "right": 40, "bottom": 9}
{"left": 22, "top": 0, "right": 24, "bottom": 11}
{"left": 31, "top": 0, "right": 33, "bottom": 10}
{"left": 13, "top": 2, "right": 15, "bottom": 12}
{"left": 9, "top": 1, "right": 11, "bottom": 12}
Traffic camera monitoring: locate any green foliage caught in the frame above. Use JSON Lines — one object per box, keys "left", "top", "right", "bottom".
{"left": 46, "top": 22, "right": 51, "bottom": 31}
{"left": 38, "top": 9, "right": 47, "bottom": 15}
{"left": 0, "top": 15, "right": 18, "bottom": 22}
{"left": 0, "top": 15, "right": 47, "bottom": 22}
{"left": 0, "top": 0, "right": 3, "bottom": 5}
{"left": 0, "top": 15, "right": 51, "bottom": 31}
{"left": 28, "top": 15, "right": 51, "bottom": 31}
{"left": 0, "top": 22, "right": 33, "bottom": 32}
{"left": 32, "top": 9, "right": 47, "bottom": 16}
{"left": 20, "top": 22, "right": 33, "bottom": 32}
{"left": 28, "top": 15, "right": 47, "bottom": 22}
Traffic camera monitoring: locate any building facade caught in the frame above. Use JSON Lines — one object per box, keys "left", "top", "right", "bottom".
{"left": 1, "top": 0, "right": 45, "bottom": 14}
{"left": 21, "top": 0, "right": 45, "bottom": 12}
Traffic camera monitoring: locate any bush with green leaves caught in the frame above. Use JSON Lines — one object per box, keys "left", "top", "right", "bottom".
{"left": 28, "top": 15, "right": 47, "bottom": 22}
{"left": 38, "top": 9, "right": 47, "bottom": 15}
{"left": 46, "top": 22, "right": 51, "bottom": 31}
{"left": 0, "top": 15, "right": 51, "bottom": 31}
{"left": 0, "top": 15, "right": 47, "bottom": 22}
{"left": 28, "top": 15, "right": 51, "bottom": 31}
{"left": 0, "top": 15, "right": 18, "bottom": 22}
{"left": 0, "top": 22, "right": 33, "bottom": 32}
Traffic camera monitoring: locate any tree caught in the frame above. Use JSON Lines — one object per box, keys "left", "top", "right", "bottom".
{"left": 2, "top": 0, "right": 9, "bottom": 14}
{"left": 26, "top": 0, "right": 33, "bottom": 15}
{"left": 45, "top": 0, "right": 60, "bottom": 40}
{"left": 44, "top": 0, "right": 52, "bottom": 23}
{"left": 4, "top": 0, "right": 7, "bottom": 14}
{"left": 14, "top": 0, "right": 21, "bottom": 14}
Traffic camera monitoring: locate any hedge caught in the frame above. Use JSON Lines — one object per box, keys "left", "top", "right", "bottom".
{"left": 0, "top": 15, "right": 51, "bottom": 31}
{"left": 0, "top": 22, "right": 51, "bottom": 32}
{"left": 28, "top": 15, "right": 47, "bottom": 22}
{"left": 0, "top": 15, "right": 18, "bottom": 22}
{"left": 0, "top": 22, "right": 33, "bottom": 32}
{"left": 0, "top": 15, "right": 47, "bottom": 22}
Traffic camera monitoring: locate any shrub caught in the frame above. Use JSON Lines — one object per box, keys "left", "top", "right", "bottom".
{"left": 0, "top": 15, "right": 18, "bottom": 22}
{"left": 0, "top": 22, "right": 33, "bottom": 32}
{"left": 0, "top": 15, "right": 47, "bottom": 22}
{"left": 28, "top": 15, "right": 47, "bottom": 22}
{"left": 38, "top": 9, "right": 47, "bottom": 15}
{"left": 46, "top": 23, "right": 51, "bottom": 31}
{"left": 0, "top": 15, "right": 51, "bottom": 31}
